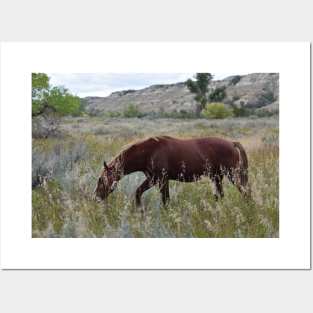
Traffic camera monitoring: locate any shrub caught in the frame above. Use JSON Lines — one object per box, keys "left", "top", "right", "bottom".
{"left": 230, "top": 75, "right": 241, "bottom": 85}
{"left": 227, "top": 102, "right": 278, "bottom": 118}
{"left": 232, "top": 106, "right": 252, "bottom": 117}
{"left": 155, "top": 109, "right": 197, "bottom": 119}
{"left": 32, "top": 113, "right": 61, "bottom": 138}
{"left": 32, "top": 141, "right": 89, "bottom": 190}
{"left": 231, "top": 95, "right": 240, "bottom": 102}
{"left": 103, "top": 111, "right": 122, "bottom": 118}
{"left": 202, "top": 102, "right": 233, "bottom": 119}
{"left": 94, "top": 127, "right": 109, "bottom": 135}
{"left": 32, "top": 180, "right": 64, "bottom": 235}
{"left": 123, "top": 104, "right": 144, "bottom": 118}
{"left": 261, "top": 90, "right": 275, "bottom": 103}
{"left": 254, "top": 109, "right": 278, "bottom": 118}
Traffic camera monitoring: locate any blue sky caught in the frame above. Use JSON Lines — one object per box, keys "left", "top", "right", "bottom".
{"left": 48, "top": 73, "right": 247, "bottom": 98}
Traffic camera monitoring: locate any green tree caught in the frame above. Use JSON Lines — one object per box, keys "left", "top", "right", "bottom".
{"left": 32, "top": 73, "right": 81, "bottom": 116}
{"left": 32, "top": 73, "right": 49, "bottom": 94}
{"left": 208, "top": 86, "right": 226, "bottom": 102}
{"left": 186, "top": 73, "right": 213, "bottom": 117}
{"left": 46, "top": 86, "right": 80, "bottom": 116}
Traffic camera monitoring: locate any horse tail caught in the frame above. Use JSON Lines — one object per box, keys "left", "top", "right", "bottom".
{"left": 233, "top": 141, "right": 248, "bottom": 187}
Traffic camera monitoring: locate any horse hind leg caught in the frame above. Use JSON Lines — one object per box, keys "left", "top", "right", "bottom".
{"left": 228, "top": 169, "right": 250, "bottom": 198}
{"left": 212, "top": 174, "right": 224, "bottom": 200}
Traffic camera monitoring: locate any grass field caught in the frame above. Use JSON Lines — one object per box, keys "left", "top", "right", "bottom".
{"left": 32, "top": 116, "right": 279, "bottom": 238}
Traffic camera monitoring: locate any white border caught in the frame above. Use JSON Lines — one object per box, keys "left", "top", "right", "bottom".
{"left": 0, "top": 42, "right": 310, "bottom": 269}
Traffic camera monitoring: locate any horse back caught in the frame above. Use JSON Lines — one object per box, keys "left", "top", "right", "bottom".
{"left": 143, "top": 136, "right": 239, "bottom": 179}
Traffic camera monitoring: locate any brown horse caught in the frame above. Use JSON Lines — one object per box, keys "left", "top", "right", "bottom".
{"left": 94, "top": 136, "right": 249, "bottom": 206}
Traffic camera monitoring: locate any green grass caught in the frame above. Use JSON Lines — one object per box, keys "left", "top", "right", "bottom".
{"left": 32, "top": 117, "right": 279, "bottom": 238}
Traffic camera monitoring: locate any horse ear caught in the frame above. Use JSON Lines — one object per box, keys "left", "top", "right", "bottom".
{"left": 103, "top": 161, "right": 109, "bottom": 170}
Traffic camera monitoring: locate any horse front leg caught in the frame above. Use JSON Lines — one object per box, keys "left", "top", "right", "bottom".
{"left": 135, "top": 178, "right": 155, "bottom": 207}
{"left": 159, "top": 179, "right": 170, "bottom": 206}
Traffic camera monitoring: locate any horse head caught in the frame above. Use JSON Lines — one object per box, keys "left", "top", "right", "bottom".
{"left": 94, "top": 161, "right": 118, "bottom": 201}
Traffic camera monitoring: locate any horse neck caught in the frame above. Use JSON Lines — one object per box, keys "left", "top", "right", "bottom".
{"left": 109, "top": 152, "right": 136, "bottom": 180}
{"left": 112, "top": 147, "right": 144, "bottom": 176}
{"left": 108, "top": 156, "right": 124, "bottom": 181}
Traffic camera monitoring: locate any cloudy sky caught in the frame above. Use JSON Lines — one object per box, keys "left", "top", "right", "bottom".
{"left": 48, "top": 73, "right": 247, "bottom": 98}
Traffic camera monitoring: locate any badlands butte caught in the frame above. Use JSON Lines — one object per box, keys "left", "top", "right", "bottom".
{"left": 83, "top": 73, "right": 279, "bottom": 116}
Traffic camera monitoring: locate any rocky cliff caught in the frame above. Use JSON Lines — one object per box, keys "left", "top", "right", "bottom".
{"left": 83, "top": 73, "right": 279, "bottom": 116}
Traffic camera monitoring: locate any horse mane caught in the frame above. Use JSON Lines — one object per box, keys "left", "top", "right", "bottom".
{"left": 120, "top": 135, "right": 173, "bottom": 153}
{"left": 109, "top": 135, "right": 173, "bottom": 167}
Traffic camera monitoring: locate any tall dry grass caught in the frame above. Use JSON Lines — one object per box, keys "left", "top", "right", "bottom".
{"left": 32, "top": 117, "right": 279, "bottom": 238}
